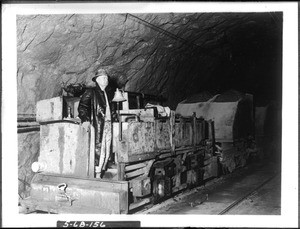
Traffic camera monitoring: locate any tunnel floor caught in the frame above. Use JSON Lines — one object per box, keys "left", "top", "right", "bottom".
{"left": 137, "top": 159, "right": 281, "bottom": 215}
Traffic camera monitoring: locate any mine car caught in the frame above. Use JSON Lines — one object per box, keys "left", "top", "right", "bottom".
{"left": 176, "top": 90, "right": 255, "bottom": 173}
{"left": 20, "top": 89, "right": 218, "bottom": 214}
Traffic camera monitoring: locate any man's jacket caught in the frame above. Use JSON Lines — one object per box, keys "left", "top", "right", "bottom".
{"left": 78, "top": 84, "right": 115, "bottom": 143}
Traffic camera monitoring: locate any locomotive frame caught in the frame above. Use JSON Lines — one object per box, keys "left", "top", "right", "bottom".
{"left": 20, "top": 91, "right": 220, "bottom": 214}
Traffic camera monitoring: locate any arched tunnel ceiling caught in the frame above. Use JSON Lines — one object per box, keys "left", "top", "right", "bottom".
{"left": 17, "top": 12, "right": 282, "bottom": 113}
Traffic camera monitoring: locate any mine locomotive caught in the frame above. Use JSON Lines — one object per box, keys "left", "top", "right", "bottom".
{"left": 21, "top": 87, "right": 254, "bottom": 214}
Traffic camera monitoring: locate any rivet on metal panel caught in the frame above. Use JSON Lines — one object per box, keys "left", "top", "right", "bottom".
{"left": 133, "top": 133, "right": 138, "bottom": 142}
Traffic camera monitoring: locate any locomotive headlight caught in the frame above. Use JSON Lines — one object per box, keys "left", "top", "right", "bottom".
{"left": 31, "top": 161, "right": 47, "bottom": 173}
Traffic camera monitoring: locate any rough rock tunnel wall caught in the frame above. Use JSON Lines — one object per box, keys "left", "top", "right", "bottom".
{"left": 17, "top": 13, "right": 204, "bottom": 113}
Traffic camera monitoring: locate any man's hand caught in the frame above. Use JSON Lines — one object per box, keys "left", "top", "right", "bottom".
{"left": 81, "top": 121, "right": 90, "bottom": 131}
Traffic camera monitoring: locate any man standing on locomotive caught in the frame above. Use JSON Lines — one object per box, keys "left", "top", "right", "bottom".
{"left": 78, "top": 68, "right": 115, "bottom": 178}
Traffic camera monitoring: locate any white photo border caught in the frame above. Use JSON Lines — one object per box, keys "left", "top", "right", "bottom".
{"left": 2, "top": 2, "right": 298, "bottom": 228}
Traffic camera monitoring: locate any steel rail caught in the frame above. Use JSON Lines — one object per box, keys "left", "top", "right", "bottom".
{"left": 218, "top": 173, "right": 279, "bottom": 215}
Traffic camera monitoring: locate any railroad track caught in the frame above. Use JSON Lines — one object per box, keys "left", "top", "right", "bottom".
{"left": 218, "top": 173, "right": 279, "bottom": 215}
{"left": 134, "top": 168, "right": 279, "bottom": 215}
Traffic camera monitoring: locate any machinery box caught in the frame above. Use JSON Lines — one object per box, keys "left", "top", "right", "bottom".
{"left": 36, "top": 96, "right": 64, "bottom": 122}
{"left": 36, "top": 96, "right": 80, "bottom": 122}
{"left": 113, "top": 122, "right": 156, "bottom": 163}
{"left": 21, "top": 174, "right": 129, "bottom": 214}
{"left": 37, "top": 122, "right": 91, "bottom": 177}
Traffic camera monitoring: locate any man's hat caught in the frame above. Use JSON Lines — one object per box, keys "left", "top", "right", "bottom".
{"left": 92, "top": 68, "right": 108, "bottom": 82}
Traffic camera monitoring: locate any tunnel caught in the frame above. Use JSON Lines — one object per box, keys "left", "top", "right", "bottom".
{"left": 15, "top": 9, "right": 284, "bottom": 217}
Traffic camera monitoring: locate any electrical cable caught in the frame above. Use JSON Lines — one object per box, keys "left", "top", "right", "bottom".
{"left": 18, "top": 178, "right": 31, "bottom": 187}
{"left": 122, "top": 13, "right": 202, "bottom": 51}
